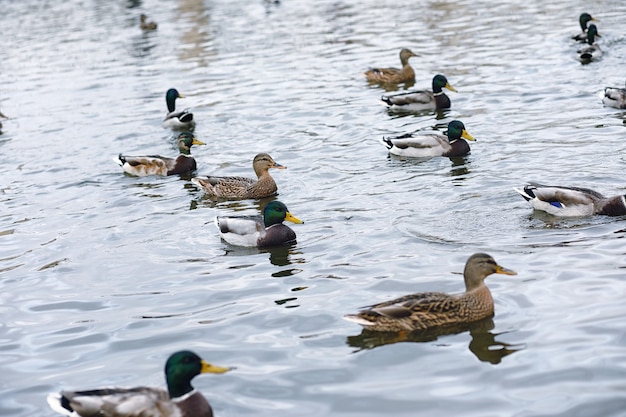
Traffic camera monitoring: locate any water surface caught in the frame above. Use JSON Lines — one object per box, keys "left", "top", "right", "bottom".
{"left": 1, "top": 0, "right": 626, "bottom": 416}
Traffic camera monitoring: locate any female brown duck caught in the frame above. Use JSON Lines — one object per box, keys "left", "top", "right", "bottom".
{"left": 344, "top": 253, "right": 516, "bottom": 332}
{"left": 364, "top": 48, "right": 418, "bottom": 85}
{"left": 192, "top": 153, "right": 285, "bottom": 199}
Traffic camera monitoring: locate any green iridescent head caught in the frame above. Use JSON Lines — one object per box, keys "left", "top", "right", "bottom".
{"left": 263, "top": 201, "right": 303, "bottom": 227}
{"left": 164, "top": 350, "right": 230, "bottom": 398}
{"left": 166, "top": 88, "right": 184, "bottom": 112}
{"left": 446, "top": 120, "right": 475, "bottom": 142}
{"left": 176, "top": 132, "right": 205, "bottom": 154}
{"left": 432, "top": 74, "right": 457, "bottom": 93}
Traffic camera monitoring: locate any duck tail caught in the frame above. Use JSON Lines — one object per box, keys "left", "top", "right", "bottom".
{"left": 380, "top": 95, "right": 393, "bottom": 106}
{"left": 113, "top": 154, "right": 125, "bottom": 167}
{"left": 513, "top": 186, "right": 534, "bottom": 201}
{"left": 380, "top": 137, "right": 394, "bottom": 150}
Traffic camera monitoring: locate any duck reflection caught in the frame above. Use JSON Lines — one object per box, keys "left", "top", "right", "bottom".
{"left": 347, "top": 317, "right": 522, "bottom": 364}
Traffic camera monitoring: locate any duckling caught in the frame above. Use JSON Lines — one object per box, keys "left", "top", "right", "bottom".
{"left": 192, "top": 153, "right": 285, "bottom": 199}
{"left": 381, "top": 120, "right": 475, "bottom": 158}
{"left": 344, "top": 253, "right": 517, "bottom": 332}
{"left": 577, "top": 24, "right": 602, "bottom": 63}
{"left": 215, "top": 200, "right": 303, "bottom": 248}
{"left": 381, "top": 74, "right": 457, "bottom": 112}
{"left": 114, "top": 132, "right": 205, "bottom": 176}
{"left": 572, "top": 13, "right": 596, "bottom": 42}
{"left": 514, "top": 183, "right": 626, "bottom": 217}
{"left": 364, "top": 48, "right": 418, "bottom": 85}
{"left": 602, "top": 83, "right": 626, "bottom": 109}
{"left": 47, "top": 350, "right": 231, "bottom": 417}
{"left": 140, "top": 14, "right": 158, "bottom": 31}
{"left": 163, "top": 88, "right": 196, "bottom": 131}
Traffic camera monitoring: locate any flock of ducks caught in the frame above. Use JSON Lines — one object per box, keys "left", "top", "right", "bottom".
{"left": 40, "top": 11, "right": 626, "bottom": 417}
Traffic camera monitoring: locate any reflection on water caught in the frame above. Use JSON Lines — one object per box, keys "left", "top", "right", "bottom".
{"left": 346, "top": 317, "right": 523, "bottom": 364}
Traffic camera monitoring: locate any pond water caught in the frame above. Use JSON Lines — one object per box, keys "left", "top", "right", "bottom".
{"left": 1, "top": 0, "right": 626, "bottom": 416}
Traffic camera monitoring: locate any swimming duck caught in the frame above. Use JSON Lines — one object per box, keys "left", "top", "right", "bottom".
{"left": 381, "top": 74, "right": 457, "bottom": 112}
{"left": 192, "top": 153, "right": 285, "bottom": 199}
{"left": 572, "top": 13, "right": 596, "bottom": 42}
{"left": 114, "top": 132, "right": 205, "bottom": 176}
{"left": 381, "top": 120, "right": 475, "bottom": 158}
{"left": 364, "top": 48, "right": 418, "bottom": 85}
{"left": 602, "top": 83, "right": 626, "bottom": 109}
{"left": 163, "top": 88, "right": 196, "bottom": 131}
{"left": 215, "top": 200, "right": 303, "bottom": 248}
{"left": 577, "top": 24, "right": 602, "bottom": 63}
{"left": 514, "top": 183, "right": 626, "bottom": 217}
{"left": 140, "top": 14, "right": 158, "bottom": 31}
{"left": 344, "top": 253, "right": 517, "bottom": 332}
{"left": 47, "top": 350, "right": 231, "bottom": 417}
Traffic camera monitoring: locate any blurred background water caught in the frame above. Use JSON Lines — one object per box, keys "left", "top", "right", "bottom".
{"left": 1, "top": 0, "right": 626, "bottom": 416}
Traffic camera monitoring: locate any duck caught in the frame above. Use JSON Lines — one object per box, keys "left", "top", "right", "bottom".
{"left": 191, "top": 153, "right": 285, "bottom": 199}
{"left": 140, "top": 14, "right": 158, "bottom": 31}
{"left": 381, "top": 74, "right": 457, "bottom": 112}
{"left": 215, "top": 200, "right": 303, "bottom": 248}
{"left": 163, "top": 88, "right": 196, "bottom": 131}
{"left": 577, "top": 24, "right": 602, "bottom": 64}
{"left": 572, "top": 13, "right": 596, "bottom": 42}
{"left": 514, "top": 183, "right": 626, "bottom": 217}
{"left": 602, "top": 83, "right": 626, "bottom": 109}
{"left": 344, "top": 253, "right": 517, "bottom": 332}
{"left": 114, "top": 132, "right": 205, "bottom": 176}
{"left": 47, "top": 350, "right": 231, "bottom": 417}
{"left": 364, "top": 48, "right": 418, "bottom": 85}
{"left": 380, "top": 120, "right": 475, "bottom": 158}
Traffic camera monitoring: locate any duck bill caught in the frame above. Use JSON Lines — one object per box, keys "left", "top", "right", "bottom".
{"left": 192, "top": 138, "right": 206, "bottom": 145}
{"left": 495, "top": 265, "right": 517, "bottom": 276}
{"left": 285, "top": 212, "right": 303, "bottom": 224}
{"left": 445, "top": 83, "right": 458, "bottom": 93}
{"left": 201, "top": 360, "right": 232, "bottom": 374}
{"left": 461, "top": 130, "right": 475, "bottom": 141}
{"left": 271, "top": 162, "right": 287, "bottom": 170}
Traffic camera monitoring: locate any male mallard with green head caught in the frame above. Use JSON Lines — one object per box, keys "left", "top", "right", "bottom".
{"left": 192, "top": 153, "right": 285, "bottom": 199}
{"left": 381, "top": 120, "right": 475, "bottom": 158}
{"left": 572, "top": 13, "right": 596, "bottom": 42}
{"left": 514, "top": 183, "right": 626, "bottom": 217}
{"left": 364, "top": 48, "right": 418, "bottom": 85}
{"left": 215, "top": 200, "right": 303, "bottom": 248}
{"left": 381, "top": 74, "right": 457, "bottom": 112}
{"left": 163, "top": 88, "right": 196, "bottom": 131}
{"left": 344, "top": 253, "right": 516, "bottom": 332}
{"left": 114, "top": 132, "right": 205, "bottom": 176}
{"left": 47, "top": 350, "right": 231, "bottom": 417}
{"left": 577, "top": 24, "right": 602, "bottom": 63}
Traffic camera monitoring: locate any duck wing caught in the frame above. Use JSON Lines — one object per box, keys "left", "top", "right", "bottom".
{"left": 381, "top": 133, "right": 450, "bottom": 157}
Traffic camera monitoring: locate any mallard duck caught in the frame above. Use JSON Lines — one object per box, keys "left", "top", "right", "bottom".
{"left": 163, "top": 88, "right": 196, "bottom": 131}
{"left": 47, "top": 350, "right": 231, "bottom": 417}
{"left": 602, "top": 83, "right": 626, "bottom": 109}
{"left": 364, "top": 48, "right": 418, "bottom": 85}
{"left": 344, "top": 253, "right": 517, "bottom": 332}
{"left": 381, "top": 74, "right": 457, "bottom": 112}
{"left": 191, "top": 153, "right": 285, "bottom": 199}
{"left": 140, "top": 14, "right": 158, "bottom": 31}
{"left": 215, "top": 200, "right": 303, "bottom": 247}
{"left": 514, "top": 183, "right": 626, "bottom": 217}
{"left": 114, "top": 132, "right": 205, "bottom": 176}
{"left": 381, "top": 120, "right": 475, "bottom": 158}
{"left": 572, "top": 13, "right": 596, "bottom": 42}
{"left": 577, "top": 24, "right": 602, "bottom": 63}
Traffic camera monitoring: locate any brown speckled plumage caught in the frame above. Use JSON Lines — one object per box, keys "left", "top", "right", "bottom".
{"left": 364, "top": 48, "right": 418, "bottom": 85}
{"left": 192, "top": 153, "right": 285, "bottom": 199}
{"left": 344, "top": 253, "right": 517, "bottom": 332}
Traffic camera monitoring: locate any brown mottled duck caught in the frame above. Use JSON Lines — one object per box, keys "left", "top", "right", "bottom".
{"left": 344, "top": 253, "right": 517, "bottom": 332}
{"left": 364, "top": 48, "right": 418, "bottom": 85}
{"left": 191, "top": 153, "right": 285, "bottom": 199}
